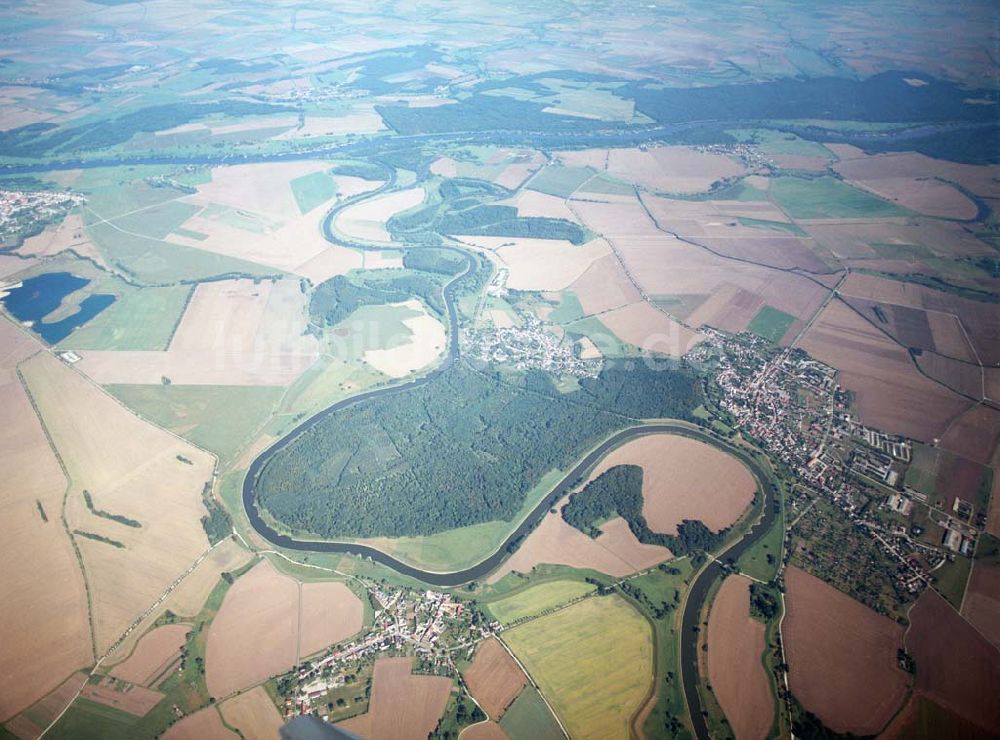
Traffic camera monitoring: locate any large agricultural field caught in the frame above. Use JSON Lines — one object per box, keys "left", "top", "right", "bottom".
{"left": 1, "top": 0, "right": 999, "bottom": 738}
{"left": 783, "top": 567, "right": 910, "bottom": 735}
{"left": 503, "top": 595, "right": 653, "bottom": 739}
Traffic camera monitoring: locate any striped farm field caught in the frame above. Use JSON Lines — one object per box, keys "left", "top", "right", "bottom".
{"left": 503, "top": 594, "right": 652, "bottom": 740}
{"left": 486, "top": 579, "right": 595, "bottom": 625}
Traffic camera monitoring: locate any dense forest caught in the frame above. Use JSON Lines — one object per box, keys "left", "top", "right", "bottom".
{"left": 561, "top": 464, "right": 726, "bottom": 556}
{"left": 402, "top": 248, "right": 466, "bottom": 275}
{"left": 256, "top": 360, "right": 702, "bottom": 538}
{"left": 310, "top": 270, "right": 448, "bottom": 326}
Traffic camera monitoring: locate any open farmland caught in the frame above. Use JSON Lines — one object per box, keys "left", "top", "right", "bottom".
{"left": 486, "top": 580, "right": 596, "bottom": 625}
{"left": 205, "top": 560, "right": 363, "bottom": 698}
{"left": 109, "top": 625, "right": 189, "bottom": 687}
{"left": 0, "top": 324, "right": 92, "bottom": 722}
{"left": 783, "top": 567, "right": 909, "bottom": 735}
{"left": 5, "top": 672, "right": 89, "bottom": 740}
{"left": 596, "top": 301, "right": 703, "bottom": 356}
{"left": 460, "top": 235, "right": 610, "bottom": 291}
{"left": 488, "top": 507, "right": 671, "bottom": 583}
{"left": 361, "top": 299, "right": 447, "bottom": 378}
{"left": 503, "top": 594, "right": 652, "bottom": 740}
{"left": 463, "top": 637, "right": 528, "bottom": 719}
{"left": 333, "top": 187, "right": 425, "bottom": 243}
{"left": 798, "top": 300, "right": 970, "bottom": 441}
{"left": 219, "top": 687, "right": 284, "bottom": 740}
{"left": 961, "top": 562, "right": 1000, "bottom": 649}
{"left": 938, "top": 404, "right": 1000, "bottom": 466}
{"left": 907, "top": 588, "right": 1000, "bottom": 732}
{"left": 706, "top": 576, "right": 773, "bottom": 740}
{"left": 19, "top": 350, "right": 214, "bottom": 656}
{"left": 336, "top": 657, "right": 452, "bottom": 740}
{"left": 76, "top": 277, "right": 318, "bottom": 386}
{"left": 162, "top": 706, "right": 237, "bottom": 740}
{"left": 499, "top": 685, "right": 564, "bottom": 740}
{"left": 601, "top": 146, "right": 746, "bottom": 193}
{"left": 584, "top": 434, "right": 756, "bottom": 535}
{"left": 769, "top": 176, "right": 909, "bottom": 219}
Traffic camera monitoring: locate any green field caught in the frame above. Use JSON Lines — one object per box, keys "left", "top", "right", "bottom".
{"left": 748, "top": 305, "right": 796, "bottom": 343}
{"left": 107, "top": 384, "right": 284, "bottom": 463}
{"left": 565, "top": 315, "right": 630, "bottom": 356}
{"left": 60, "top": 284, "right": 192, "bottom": 351}
{"left": 290, "top": 171, "right": 338, "bottom": 214}
{"left": 486, "top": 579, "right": 596, "bottom": 625}
{"left": 500, "top": 685, "right": 565, "bottom": 740}
{"left": 503, "top": 595, "right": 653, "bottom": 739}
{"left": 548, "top": 291, "right": 585, "bottom": 324}
{"left": 737, "top": 216, "right": 807, "bottom": 236}
{"left": 738, "top": 487, "right": 786, "bottom": 582}
{"left": 770, "top": 176, "right": 908, "bottom": 220}
{"left": 904, "top": 443, "right": 940, "bottom": 496}
{"left": 111, "top": 200, "right": 201, "bottom": 240}
{"left": 334, "top": 302, "right": 423, "bottom": 358}
{"left": 526, "top": 165, "right": 595, "bottom": 198}
{"left": 933, "top": 554, "right": 972, "bottom": 608}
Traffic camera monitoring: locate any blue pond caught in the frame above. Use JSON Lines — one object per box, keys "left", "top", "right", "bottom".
{"left": 2, "top": 271, "right": 115, "bottom": 344}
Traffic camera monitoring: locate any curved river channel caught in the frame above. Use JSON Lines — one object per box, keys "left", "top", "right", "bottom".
{"left": 242, "top": 184, "right": 777, "bottom": 739}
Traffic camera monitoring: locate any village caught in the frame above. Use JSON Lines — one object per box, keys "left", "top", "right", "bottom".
{"left": 280, "top": 579, "right": 494, "bottom": 720}
{"left": 690, "top": 328, "right": 976, "bottom": 604}
{"left": 0, "top": 188, "right": 85, "bottom": 246}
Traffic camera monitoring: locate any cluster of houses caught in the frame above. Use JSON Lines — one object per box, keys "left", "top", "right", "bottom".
{"left": 0, "top": 188, "right": 84, "bottom": 245}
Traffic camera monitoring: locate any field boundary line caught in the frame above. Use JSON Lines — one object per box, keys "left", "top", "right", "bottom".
{"left": 493, "top": 636, "right": 570, "bottom": 740}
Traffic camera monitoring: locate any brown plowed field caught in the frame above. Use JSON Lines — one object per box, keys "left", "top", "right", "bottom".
{"left": 463, "top": 722, "right": 508, "bottom": 740}
{"left": 797, "top": 300, "right": 970, "bottom": 441}
{"left": 906, "top": 589, "right": 1000, "bottom": 731}
{"left": 79, "top": 681, "right": 164, "bottom": 717}
{"left": 6, "top": 672, "right": 88, "bottom": 740}
{"left": 706, "top": 576, "right": 773, "bottom": 740}
{"left": 939, "top": 404, "right": 1000, "bottom": 465}
{"left": 219, "top": 686, "right": 284, "bottom": 740}
{"left": 784, "top": 567, "right": 909, "bottom": 735}
{"left": 569, "top": 254, "right": 641, "bottom": 316}
{"left": 464, "top": 638, "right": 527, "bottom": 720}
{"left": 961, "top": 563, "right": 1000, "bottom": 650}
{"left": 110, "top": 625, "right": 190, "bottom": 686}
{"left": 298, "top": 581, "right": 365, "bottom": 658}
{"left": 585, "top": 434, "right": 756, "bottom": 535}
{"left": 336, "top": 657, "right": 451, "bottom": 740}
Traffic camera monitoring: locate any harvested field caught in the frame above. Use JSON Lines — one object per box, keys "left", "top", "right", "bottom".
{"left": 595, "top": 517, "right": 671, "bottom": 571}
{"left": 805, "top": 218, "right": 993, "bottom": 262}
{"left": 76, "top": 278, "right": 318, "bottom": 386}
{"left": 463, "top": 722, "right": 508, "bottom": 740}
{"left": 488, "top": 508, "right": 670, "bottom": 583}
{"left": 568, "top": 254, "right": 640, "bottom": 316}
{"left": 205, "top": 560, "right": 298, "bottom": 699}
{"left": 907, "top": 589, "right": 1000, "bottom": 731}
{"left": 79, "top": 681, "right": 163, "bottom": 717}
{"left": 783, "top": 567, "right": 908, "bottom": 735}
{"left": 460, "top": 235, "right": 610, "bottom": 292}
{"left": 939, "top": 404, "right": 1000, "bottom": 465}
{"left": 464, "top": 638, "right": 528, "bottom": 719}
{"left": 961, "top": 563, "right": 1000, "bottom": 650}
{"left": 333, "top": 187, "right": 424, "bottom": 243}
{"left": 989, "top": 448, "right": 1000, "bottom": 539}
{"left": 205, "top": 560, "right": 363, "bottom": 697}
{"left": 597, "top": 301, "right": 703, "bottom": 356}
{"left": 19, "top": 351, "right": 213, "bottom": 656}
{"left": 835, "top": 150, "right": 999, "bottom": 201}
{"left": 834, "top": 164, "right": 977, "bottom": 219}
{"left": 275, "top": 111, "right": 385, "bottom": 138}
{"left": 162, "top": 706, "right": 238, "bottom": 740}
{"left": 190, "top": 161, "right": 330, "bottom": 222}
{"left": 109, "top": 625, "right": 189, "bottom": 686}
{"left": 586, "top": 434, "right": 756, "bottom": 535}
{"left": 362, "top": 300, "right": 446, "bottom": 378}
{"left": 706, "top": 576, "right": 772, "bottom": 740}
{"left": 219, "top": 686, "right": 284, "bottom": 740}
{"left": 336, "top": 657, "right": 451, "bottom": 740}
{"left": 0, "top": 363, "right": 91, "bottom": 722}
{"left": 293, "top": 245, "right": 364, "bottom": 284}
{"left": 298, "top": 580, "right": 365, "bottom": 658}
{"left": 798, "top": 300, "right": 970, "bottom": 441}
{"left": 506, "top": 190, "right": 578, "bottom": 221}
{"left": 603, "top": 146, "right": 746, "bottom": 194}
{"left": 503, "top": 595, "right": 652, "bottom": 740}
{"left": 568, "top": 194, "right": 826, "bottom": 334}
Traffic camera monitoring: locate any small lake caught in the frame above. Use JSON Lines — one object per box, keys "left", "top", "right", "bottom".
{"left": 1, "top": 271, "right": 115, "bottom": 344}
